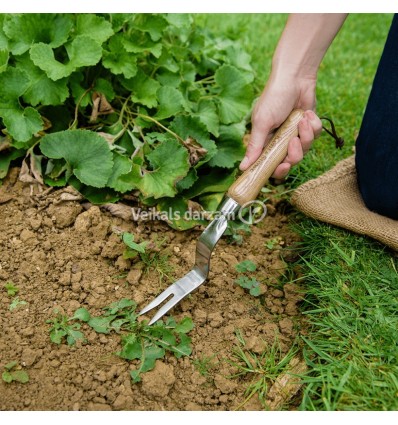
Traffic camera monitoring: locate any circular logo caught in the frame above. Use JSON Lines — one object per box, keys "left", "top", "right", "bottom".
{"left": 238, "top": 200, "right": 267, "bottom": 225}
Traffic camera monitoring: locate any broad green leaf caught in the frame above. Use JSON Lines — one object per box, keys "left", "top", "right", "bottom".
{"left": 107, "top": 153, "right": 139, "bottom": 193}
{"left": 0, "top": 103, "right": 43, "bottom": 143}
{"left": 106, "top": 298, "right": 136, "bottom": 314}
{"left": 17, "top": 55, "right": 69, "bottom": 106}
{"left": 170, "top": 115, "right": 217, "bottom": 164}
{"left": 0, "top": 15, "right": 8, "bottom": 50}
{"left": 215, "top": 64, "right": 253, "bottom": 124}
{"left": 136, "top": 139, "right": 190, "bottom": 199}
{"left": 165, "top": 14, "right": 193, "bottom": 28}
{"left": 0, "top": 49, "right": 9, "bottom": 73}
{"left": 72, "top": 308, "right": 91, "bottom": 322}
{"left": 176, "top": 168, "right": 198, "bottom": 192}
{"left": 154, "top": 86, "right": 186, "bottom": 120}
{"left": 66, "top": 329, "right": 85, "bottom": 345}
{"left": 194, "top": 99, "right": 219, "bottom": 137}
{"left": 183, "top": 168, "right": 237, "bottom": 199}
{"left": 122, "top": 34, "right": 162, "bottom": 58}
{"left": 30, "top": 35, "right": 102, "bottom": 81}
{"left": 208, "top": 122, "right": 246, "bottom": 168}
{"left": 102, "top": 34, "right": 138, "bottom": 79}
{"left": 122, "top": 70, "right": 161, "bottom": 108}
{"left": 175, "top": 317, "right": 194, "bottom": 334}
{"left": 40, "top": 130, "right": 114, "bottom": 188}
{"left": 131, "top": 14, "right": 168, "bottom": 41}
{"left": 3, "top": 14, "right": 73, "bottom": 55}
{"left": 198, "top": 192, "right": 224, "bottom": 213}
{"left": 50, "top": 328, "right": 67, "bottom": 344}
{"left": 76, "top": 14, "right": 114, "bottom": 44}
{"left": 249, "top": 285, "right": 261, "bottom": 297}
{"left": 0, "top": 67, "right": 29, "bottom": 100}
{"left": 156, "top": 196, "right": 205, "bottom": 231}
{"left": 0, "top": 149, "right": 25, "bottom": 179}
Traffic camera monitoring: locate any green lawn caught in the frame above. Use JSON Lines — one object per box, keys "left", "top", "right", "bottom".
{"left": 197, "top": 13, "right": 398, "bottom": 410}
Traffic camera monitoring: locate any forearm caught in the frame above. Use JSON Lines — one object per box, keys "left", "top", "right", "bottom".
{"left": 272, "top": 13, "right": 348, "bottom": 79}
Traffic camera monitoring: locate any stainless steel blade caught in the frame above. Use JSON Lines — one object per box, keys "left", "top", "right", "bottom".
{"left": 139, "top": 196, "right": 240, "bottom": 324}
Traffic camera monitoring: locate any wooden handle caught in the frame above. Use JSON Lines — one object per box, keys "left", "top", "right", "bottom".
{"left": 227, "top": 109, "right": 304, "bottom": 206}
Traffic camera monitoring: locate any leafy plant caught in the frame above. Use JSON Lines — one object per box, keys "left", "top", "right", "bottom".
{"left": 47, "top": 312, "right": 85, "bottom": 345}
{"left": 234, "top": 260, "right": 261, "bottom": 296}
{"left": 9, "top": 296, "right": 27, "bottom": 311}
{"left": 50, "top": 299, "right": 194, "bottom": 383}
{"left": 193, "top": 354, "right": 218, "bottom": 378}
{"left": 121, "top": 232, "right": 148, "bottom": 259}
{"left": 2, "top": 361, "right": 29, "bottom": 384}
{"left": 4, "top": 282, "right": 19, "bottom": 296}
{"left": 0, "top": 13, "right": 255, "bottom": 230}
{"left": 264, "top": 236, "right": 283, "bottom": 250}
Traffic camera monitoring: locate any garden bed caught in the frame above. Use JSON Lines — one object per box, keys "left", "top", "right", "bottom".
{"left": 0, "top": 168, "right": 304, "bottom": 411}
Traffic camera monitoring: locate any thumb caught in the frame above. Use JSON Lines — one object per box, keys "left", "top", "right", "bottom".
{"left": 239, "top": 124, "right": 273, "bottom": 171}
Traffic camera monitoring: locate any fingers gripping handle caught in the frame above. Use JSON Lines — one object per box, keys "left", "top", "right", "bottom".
{"left": 227, "top": 109, "right": 304, "bottom": 206}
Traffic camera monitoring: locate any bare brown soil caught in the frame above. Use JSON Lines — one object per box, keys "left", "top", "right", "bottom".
{"left": 0, "top": 168, "right": 304, "bottom": 411}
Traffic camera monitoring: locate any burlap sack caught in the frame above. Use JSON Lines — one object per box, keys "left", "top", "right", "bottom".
{"left": 291, "top": 155, "right": 398, "bottom": 251}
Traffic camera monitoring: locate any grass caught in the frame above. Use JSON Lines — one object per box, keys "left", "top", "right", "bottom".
{"left": 197, "top": 13, "right": 398, "bottom": 410}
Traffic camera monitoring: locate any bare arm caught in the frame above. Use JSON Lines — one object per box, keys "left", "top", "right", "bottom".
{"left": 240, "top": 13, "right": 348, "bottom": 177}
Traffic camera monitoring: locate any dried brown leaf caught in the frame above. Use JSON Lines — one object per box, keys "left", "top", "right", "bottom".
{"left": 183, "top": 137, "right": 207, "bottom": 166}
{"left": 90, "top": 92, "right": 114, "bottom": 123}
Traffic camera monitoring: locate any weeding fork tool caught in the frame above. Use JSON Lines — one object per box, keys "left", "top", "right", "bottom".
{"left": 139, "top": 109, "right": 304, "bottom": 324}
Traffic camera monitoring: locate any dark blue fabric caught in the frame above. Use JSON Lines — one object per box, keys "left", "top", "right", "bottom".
{"left": 355, "top": 14, "right": 398, "bottom": 219}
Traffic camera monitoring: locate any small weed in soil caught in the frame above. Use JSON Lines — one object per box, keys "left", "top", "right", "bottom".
{"left": 48, "top": 299, "right": 194, "bottom": 383}
{"left": 230, "top": 330, "right": 298, "bottom": 410}
{"left": 9, "top": 297, "right": 27, "bottom": 312}
{"left": 3, "top": 282, "right": 19, "bottom": 297}
{"left": 2, "top": 361, "right": 29, "bottom": 384}
{"left": 234, "top": 260, "right": 261, "bottom": 296}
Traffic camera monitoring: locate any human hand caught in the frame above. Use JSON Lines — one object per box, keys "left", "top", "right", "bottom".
{"left": 239, "top": 74, "right": 323, "bottom": 181}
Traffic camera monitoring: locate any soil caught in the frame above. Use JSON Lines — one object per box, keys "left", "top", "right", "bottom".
{"left": 0, "top": 168, "right": 304, "bottom": 411}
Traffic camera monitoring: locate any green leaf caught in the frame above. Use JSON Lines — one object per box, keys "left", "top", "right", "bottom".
{"left": 119, "top": 335, "right": 141, "bottom": 360}
{"left": 72, "top": 308, "right": 91, "bottom": 322}
{"left": 131, "top": 15, "right": 168, "bottom": 42}
{"left": 0, "top": 103, "right": 43, "bottom": 143}
{"left": 0, "top": 66, "right": 29, "bottom": 100}
{"left": 194, "top": 100, "right": 219, "bottom": 137}
{"left": 154, "top": 86, "right": 187, "bottom": 120}
{"left": 88, "top": 316, "right": 115, "bottom": 334}
{"left": 174, "top": 334, "right": 192, "bottom": 358}
{"left": 40, "top": 130, "right": 114, "bottom": 188}
{"left": 10, "top": 370, "right": 29, "bottom": 384}
{"left": 0, "top": 48, "right": 9, "bottom": 73}
{"left": 66, "top": 328, "right": 85, "bottom": 346}
{"left": 176, "top": 168, "right": 198, "bottom": 192}
{"left": 17, "top": 55, "right": 69, "bottom": 106}
{"left": 76, "top": 14, "right": 114, "bottom": 44}
{"left": 215, "top": 64, "right": 253, "bottom": 124}
{"left": 208, "top": 122, "right": 246, "bottom": 168}
{"left": 3, "top": 14, "right": 73, "bottom": 55}
{"left": 106, "top": 298, "right": 136, "bottom": 314}
{"left": 2, "top": 371, "right": 13, "bottom": 383}
{"left": 0, "top": 149, "right": 25, "bottom": 179}
{"left": 235, "top": 260, "right": 257, "bottom": 273}
{"left": 183, "top": 168, "right": 237, "bottom": 199}
{"left": 50, "top": 328, "right": 67, "bottom": 344}
{"left": 30, "top": 35, "right": 102, "bottom": 81}
{"left": 122, "top": 233, "right": 146, "bottom": 254}
{"left": 4, "top": 361, "right": 18, "bottom": 371}
{"left": 122, "top": 69, "right": 161, "bottom": 108}
{"left": 175, "top": 317, "right": 194, "bottom": 334}
{"left": 102, "top": 34, "right": 138, "bottom": 79}
{"left": 170, "top": 116, "right": 217, "bottom": 165}
{"left": 156, "top": 196, "right": 205, "bottom": 231}
{"left": 136, "top": 139, "right": 190, "bottom": 199}
{"left": 122, "top": 34, "right": 162, "bottom": 58}
{"left": 249, "top": 285, "right": 261, "bottom": 297}
{"left": 107, "top": 153, "right": 140, "bottom": 193}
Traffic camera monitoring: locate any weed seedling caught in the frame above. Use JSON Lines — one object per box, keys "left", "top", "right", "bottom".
{"left": 47, "top": 312, "right": 85, "bottom": 345}
{"left": 234, "top": 260, "right": 261, "bottom": 297}
{"left": 121, "top": 232, "right": 148, "bottom": 260}
{"left": 2, "top": 361, "right": 29, "bottom": 384}
{"left": 193, "top": 354, "right": 218, "bottom": 378}
{"left": 9, "top": 297, "right": 27, "bottom": 311}
{"left": 4, "top": 282, "right": 19, "bottom": 297}
{"left": 49, "top": 299, "right": 194, "bottom": 383}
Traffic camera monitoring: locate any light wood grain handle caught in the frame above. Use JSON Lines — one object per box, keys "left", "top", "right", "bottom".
{"left": 227, "top": 109, "right": 304, "bottom": 206}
